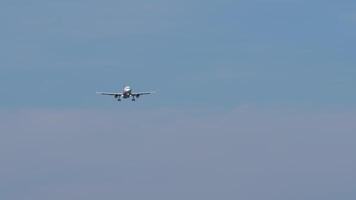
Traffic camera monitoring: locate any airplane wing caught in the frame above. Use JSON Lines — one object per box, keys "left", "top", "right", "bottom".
{"left": 132, "top": 91, "right": 155, "bottom": 97}
{"left": 96, "top": 92, "right": 122, "bottom": 97}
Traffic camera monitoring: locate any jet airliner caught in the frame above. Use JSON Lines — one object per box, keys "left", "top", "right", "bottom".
{"left": 96, "top": 86, "right": 154, "bottom": 101}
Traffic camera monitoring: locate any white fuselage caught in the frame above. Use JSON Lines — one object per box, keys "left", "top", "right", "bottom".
{"left": 122, "top": 86, "right": 132, "bottom": 98}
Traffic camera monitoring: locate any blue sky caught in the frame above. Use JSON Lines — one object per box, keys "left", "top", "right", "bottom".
{"left": 0, "top": 0, "right": 356, "bottom": 199}
{"left": 1, "top": 0, "right": 355, "bottom": 109}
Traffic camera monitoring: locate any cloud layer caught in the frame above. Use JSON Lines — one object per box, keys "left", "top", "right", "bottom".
{"left": 1, "top": 107, "right": 355, "bottom": 200}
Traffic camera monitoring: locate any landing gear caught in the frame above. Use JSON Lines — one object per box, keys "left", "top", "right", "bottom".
{"left": 132, "top": 98, "right": 136, "bottom": 101}
{"left": 117, "top": 98, "right": 121, "bottom": 101}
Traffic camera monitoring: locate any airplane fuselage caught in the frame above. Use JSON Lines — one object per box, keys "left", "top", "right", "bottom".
{"left": 122, "top": 86, "right": 132, "bottom": 98}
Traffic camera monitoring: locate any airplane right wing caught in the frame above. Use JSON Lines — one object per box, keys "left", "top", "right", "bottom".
{"left": 96, "top": 92, "right": 122, "bottom": 97}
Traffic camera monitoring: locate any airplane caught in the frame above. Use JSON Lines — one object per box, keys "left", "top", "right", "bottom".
{"left": 96, "top": 85, "right": 155, "bottom": 101}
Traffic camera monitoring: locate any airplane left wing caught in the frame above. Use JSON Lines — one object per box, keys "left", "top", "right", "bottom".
{"left": 132, "top": 91, "right": 155, "bottom": 97}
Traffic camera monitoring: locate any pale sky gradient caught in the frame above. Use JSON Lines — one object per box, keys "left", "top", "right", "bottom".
{"left": 0, "top": 0, "right": 355, "bottom": 199}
